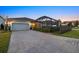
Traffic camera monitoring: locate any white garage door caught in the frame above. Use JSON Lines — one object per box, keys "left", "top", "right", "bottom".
{"left": 12, "top": 23, "right": 30, "bottom": 30}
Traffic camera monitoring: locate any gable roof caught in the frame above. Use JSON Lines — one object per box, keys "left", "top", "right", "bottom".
{"left": 36, "top": 16, "right": 57, "bottom": 21}
{"left": 7, "top": 17, "right": 34, "bottom": 22}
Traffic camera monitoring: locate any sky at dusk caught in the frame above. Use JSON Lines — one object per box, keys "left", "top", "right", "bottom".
{"left": 0, "top": 6, "right": 79, "bottom": 21}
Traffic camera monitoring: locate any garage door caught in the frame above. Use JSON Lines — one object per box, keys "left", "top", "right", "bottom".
{"left": 12, "top": 23, "right": 30, "bottom": 30}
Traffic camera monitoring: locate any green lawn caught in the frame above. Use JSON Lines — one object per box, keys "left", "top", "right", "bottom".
{"left": 0, "top": 31, "right": 11, "bottom": 53}
{"left": 73, "top": 27, "right": 79, "bottom": 29}
{"left": 61, "top": 30, "right": 79, "bottom": 39}
{"left": 52, "top": 30, "right": 79, "bottom": 39}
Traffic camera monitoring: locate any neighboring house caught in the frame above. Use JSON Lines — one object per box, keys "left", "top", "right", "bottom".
{"left": 63, "top": 20, "right": 79, "bottom": 27}
{"left": 0, "top": 16, "right": 5, "bottom": 29}
{"left": 5, "top": 17, "right": 34, "bottom": 30}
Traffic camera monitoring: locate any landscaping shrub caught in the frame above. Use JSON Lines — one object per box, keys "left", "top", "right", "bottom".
{"left": 4, "top": 24, "right": 11, "bottom": 32}
{"left": 0, "top": 24, "right": 4, "bottom": 30}
{"left": 33, "top": 27, "right": 56, "bottom": 33}
{"left": 41, "top": 28, "right": 50, "bottom": 32}
{"left": 52, "top": 26, "right": 60, "bottom": 31}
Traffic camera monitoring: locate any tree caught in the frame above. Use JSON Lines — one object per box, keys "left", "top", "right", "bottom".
{"left": 57, "top": 19, "right": 61, "bottom": 27}
{"left": 75, "top": 20, "right": 78, "bottom": 27}
{"left": 68, "top": 22, "right": 72, "bottom": 27}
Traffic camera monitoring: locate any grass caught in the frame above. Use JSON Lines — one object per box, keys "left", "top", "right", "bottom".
{"left": 34, "top": 28, "right": 79, "bottom": 39}
{"left": 61, "top": 30, "right": 79, "bottom": 39}
{"left": 0, "top": 30, "right": 11, "bottom": 53}
{"left": 34, "top": 27, "right": 79, "bottom": 39}
{"left": 72, "top": 27, "right": 79, "bottom": 29}
{"left": 73, "top": 27, "right": 79, "bottom": 29}
{"left": 51, "top": 30, "right": 79, "bottom": 39}
{"left": 46, "top": 27, "right": 79, "bottom": 39}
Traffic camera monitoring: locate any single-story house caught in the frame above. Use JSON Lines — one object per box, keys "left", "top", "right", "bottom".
{"left": 4, "top": 16, "right": 61, "bottom": 31}
{"left": 5, "top": 17, "right": 34, "bottom": 30}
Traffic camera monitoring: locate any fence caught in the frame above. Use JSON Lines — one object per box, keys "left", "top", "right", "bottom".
{"left": 33, "top": 23, "right": 72, "bottom": 33}
{"left": 59, "top": 24, "right": 72, "bottom": 33}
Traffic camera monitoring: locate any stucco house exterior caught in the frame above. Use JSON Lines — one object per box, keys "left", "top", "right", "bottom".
{"left": 5, "top": 17, "right": 34, "bottom": 30}
{"left": 4, "top": 16, "right": 61, "bottom": 31}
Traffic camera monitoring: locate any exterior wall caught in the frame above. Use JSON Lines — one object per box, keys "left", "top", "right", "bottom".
{"left": 5, "top": 19, "right": 33, "bottom": 30}
{"left": 6, "top": 19, "right": 31, "bottom": 26}
{"left": 31, "top": 22, "right": 42, "bottom": 29}
{"left": 31, "top": 21, "right": 58, "bottom": 29}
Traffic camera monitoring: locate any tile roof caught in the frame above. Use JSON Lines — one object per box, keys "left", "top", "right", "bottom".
{"left": 8, "top": 17, "right": 34, "bottom": 22}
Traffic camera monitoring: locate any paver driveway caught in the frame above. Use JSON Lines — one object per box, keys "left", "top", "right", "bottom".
{"left": 8, "top": 30, "right": 79, "bottom": 53}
